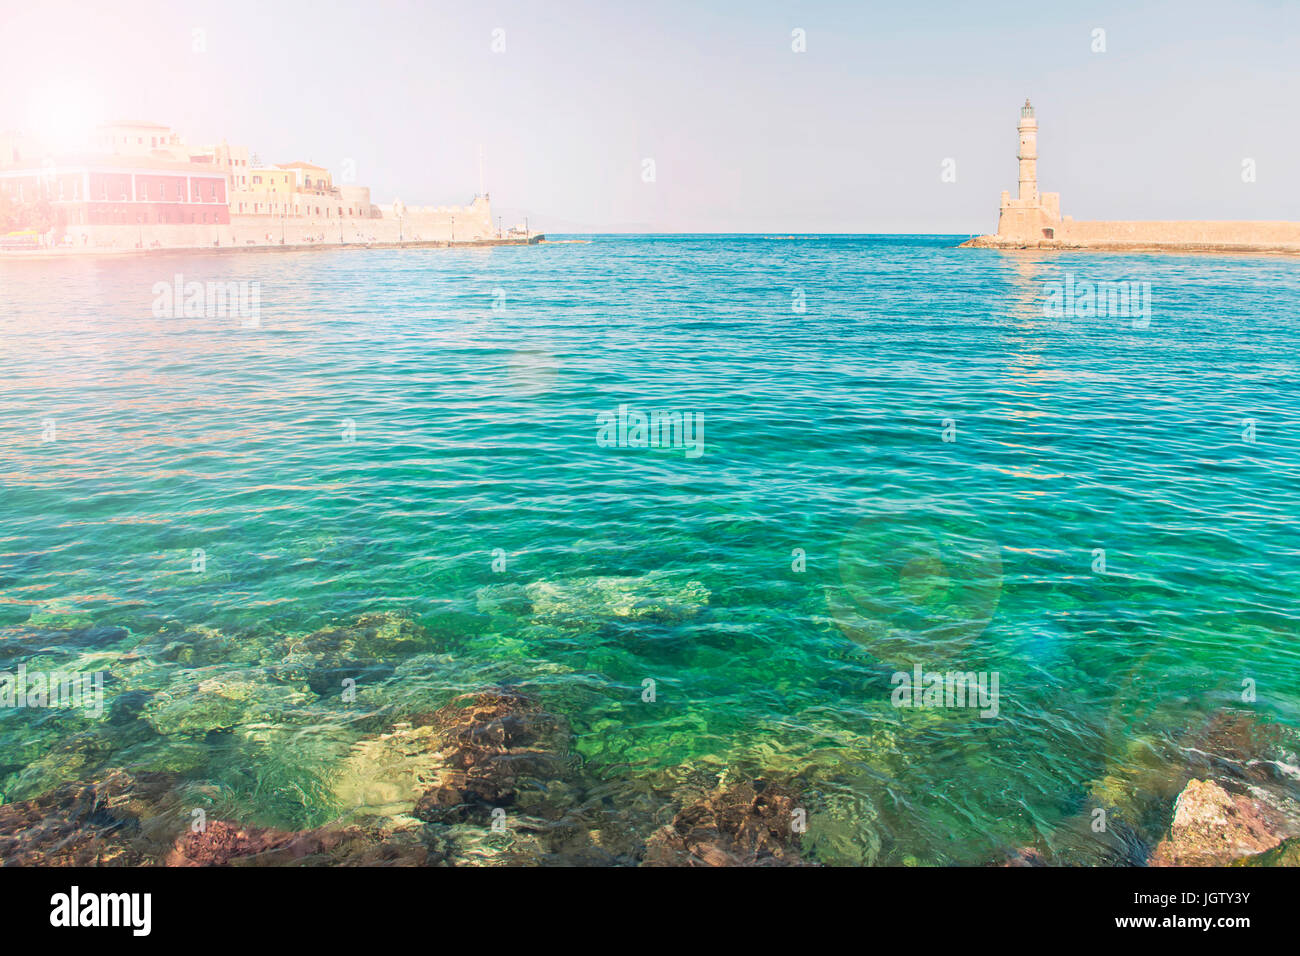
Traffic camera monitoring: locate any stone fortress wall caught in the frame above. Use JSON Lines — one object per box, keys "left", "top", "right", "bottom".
{"left": 1053, "top": 219, "right": 1300, "bottom": 246}
{"left": 62, "top": 195, "right": 496, "bottom": 249}
{"left": 227, "top": 196, "right": 495, "bottom": 248}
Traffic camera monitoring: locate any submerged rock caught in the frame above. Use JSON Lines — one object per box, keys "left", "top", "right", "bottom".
{"left": 2, "top": 730, "right": 122, "bottom": 803}
{"left": 526, "top": 573, "right": 710, "bottom": 627}
{"left": 143, "top": 672, "right": 312, "bottom": 736}
{"left": 332, "top": 688, "right": 573, "bottom": 827}
{"left": 332, "top": 722, "right": 445, "bottom": 818}
{"left": 271, "top": 611, "right": 426, "bottom": 693}
{"left": 643, "top": 779, "right": 810, "bottom": 866}
{"left": 411, "top": 689, "right": 572, "bottom": 822}
{"left": 330, "top": 687, "right": 610, "bottom": 865}
{"left": 1001, "top": 847, "right": 1049, "bottom": 866}
{"left": 1070, "top": 710, "right": 1300, "bottom": 867}
{"left": 1234, "top": 836, "right": 1300, "bottom": 867}
{"left": 155, "top": 624, "right": 264, "bottom": 667}
{"left": 0, "top": 770, "right": 188, "bottom": 866}
{"left": 25, "top": 603, "right": 95, "bottom": 631}
{"left": 474, "top": 583, "right": 533, "bottom": 618}
{"left": 0, "top": 765, "right": 438, "bottom": 867}
{"left": 1149, "top": 778, "right": 1295, "bottom": 866}
{"left": 166, "top": 818, "right": 434, "bottom": 866}
{"left": 291, "top": 611, "right": 429, "bottom": 661}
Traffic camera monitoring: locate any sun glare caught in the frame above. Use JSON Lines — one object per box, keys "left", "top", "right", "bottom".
{"left": 26, "top": 84, "right": 105, "bottom": 151}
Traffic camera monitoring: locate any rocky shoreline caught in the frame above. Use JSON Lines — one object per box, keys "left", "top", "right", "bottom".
{"left": 0, "top": 686, "right": 811, "bottom": 867}
{"left": 2, "top": 610, "right": 1297, "bottom": 867}
{"left": 2, "top": 683, "right": 1296, "bottom": 866}
{"left": 1003, "top": 712, "right": 1300, "bottom": 868}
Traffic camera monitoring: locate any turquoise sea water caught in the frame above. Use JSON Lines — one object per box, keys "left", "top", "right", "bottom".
{"left": 1, "top": 235, "right": 1298, "bottom": 864}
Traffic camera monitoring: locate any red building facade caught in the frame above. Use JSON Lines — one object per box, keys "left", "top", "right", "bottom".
{"left": 0, "top": 157, "right": 229, "bottom": 230}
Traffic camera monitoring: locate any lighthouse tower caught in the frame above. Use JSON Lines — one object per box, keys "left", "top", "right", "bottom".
{"left": 995, "top": 98, "right": 1060, "bottom": 241}
{"left": 1018, "top": 99, "right": 1038, "bottom": 203}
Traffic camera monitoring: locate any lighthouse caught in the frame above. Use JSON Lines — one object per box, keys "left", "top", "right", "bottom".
{"left": 1018, "top": 99, "right": 1038, "bottom": 203}
{"left": 966, "top": 98, "right": 1300, "bottom": 251}
{"left": 991, "top": 98, "right": 1060, "bottom": 241}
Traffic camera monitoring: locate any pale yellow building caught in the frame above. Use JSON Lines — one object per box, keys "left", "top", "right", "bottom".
{"left": 229, "top": 160, "right": 375, "bottom": 220}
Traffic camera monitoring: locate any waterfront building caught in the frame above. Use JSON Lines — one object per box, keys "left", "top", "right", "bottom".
{"left": 0, "top": 119, "right": 498, "bottom": 249}
{"left": 0, "top": 123, "right": 230, "bottom": 246}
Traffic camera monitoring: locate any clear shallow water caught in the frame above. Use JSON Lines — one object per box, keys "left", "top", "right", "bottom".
{"left": 1, "top": 235, "right": 1298, "bottom": 864}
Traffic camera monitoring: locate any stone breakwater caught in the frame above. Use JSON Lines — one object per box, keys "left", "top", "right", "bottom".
{"left": 959, "top": 234, "right": 1300, "bottom": 256}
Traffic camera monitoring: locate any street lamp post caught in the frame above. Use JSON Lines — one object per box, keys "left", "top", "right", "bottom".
{"left": 392, "top": 200, "right": 406, "bottom": 245}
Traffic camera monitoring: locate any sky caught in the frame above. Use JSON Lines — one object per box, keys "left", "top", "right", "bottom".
{"left": 3, "top": 0, "right": 1297, "bottom": 233}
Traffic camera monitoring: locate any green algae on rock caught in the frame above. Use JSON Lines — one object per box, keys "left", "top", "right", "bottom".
{"left": 143, "top": 671, "right": 314, "bottom": 736}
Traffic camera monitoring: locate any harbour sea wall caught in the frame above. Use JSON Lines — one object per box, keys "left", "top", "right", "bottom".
{"left": 962, "top": 220, "right": 1300, "bottom": 255}
{"left": 0, "top": 234, "right": 544, "bottom": 260}
{"left": 37, "top": 196, "right": 501, "bottom": 253}
{"left": 230, "top": 198, "right": 495, "bottom": 247}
